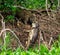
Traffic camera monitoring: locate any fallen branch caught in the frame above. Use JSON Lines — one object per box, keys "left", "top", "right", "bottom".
{"left": 0, "top": 28, "right": 25, "bottom": 50}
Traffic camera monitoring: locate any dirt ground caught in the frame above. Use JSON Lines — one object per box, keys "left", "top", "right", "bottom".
{"left": 0, "top": 9, "right": 60, "bottom": 49}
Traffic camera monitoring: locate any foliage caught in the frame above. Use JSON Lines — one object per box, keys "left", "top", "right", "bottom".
{"left": 0, "top": 34, "right": 60, "bottom": 55}
{"left": 0, "top": 0, "right": 17, "bottom": 21}
{"left": 0, "top": 44, "right": 60, "bottom": 55}
{"left": 0, "top": 0, "right": 60, "bottom": 55}
{"left": 20, "top": 0, "right": 58, "bottom": 9}
{"left": 5, "top": 15, "right": 15, "bottom": 22}
{"left": 0, "top": 0, "right": 58, "bottom": 22}
{"left": 20, "top": 0, "right": 45, "bottom": 9}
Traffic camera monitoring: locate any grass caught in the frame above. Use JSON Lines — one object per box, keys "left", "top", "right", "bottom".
{"left": 0, "top": 35, "right": 60, "bottom": 55}
{"left": 0, "top": 43, "right": 60, "bottom": 55}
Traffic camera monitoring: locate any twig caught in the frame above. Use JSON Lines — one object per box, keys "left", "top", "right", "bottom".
{"left": 48, "top": 37, "right": 53, "bottom": 46}
{"left": 39, "top": 30, "right": 44, "bottom": 41}
{"left": 45, "top": 0, "right": 52, "bottom": 19}
{"left": 45, "top": 0, "right": 57, "bottom": 21}
{"left": 0, "top": 13, "right": 4, "bottom": 20}
{"left": 58, "top": 0, "right": 60, "bottom": 8}
{"left": 0, "top": 28, "right": 25, "bottom": 50}
{"left": 38, "top": 30, "right": 44, "bottom": 50}
{"left": 13, "top": 5, "right": 40, "bottom": 11}
{"left": 13, "top": 5, "right": 42, "bottom": 13}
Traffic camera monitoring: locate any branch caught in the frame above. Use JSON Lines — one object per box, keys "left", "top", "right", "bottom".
{"left": 48, "top": 37, "right": 53, "bottom": 46}
{"left": 45, "top": 0, "right": 51, "bottom": 19}
{"left": 0, "top": 13, "right": 4, "bottom": 21}
{"left": 0, "top": 28, "right": 25, "bottom": 50}
{"left": 0, "top": 13, "right": 6, "bottom": 50}
{"left": 13, "top": 5, "right": 43, "bottom": 14}
{"left": 58, "top": 0, "right": 60, "bottom": 8}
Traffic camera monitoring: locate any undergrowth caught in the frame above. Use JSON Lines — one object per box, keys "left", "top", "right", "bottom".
{"left": 0, "top": 44, "right": 60, "bottom": 55}
{"left": 0, "top": 0, "right": 58, "bottom": 22}
{"left": 0, "top": 35, "right": 60, "bottom": 55}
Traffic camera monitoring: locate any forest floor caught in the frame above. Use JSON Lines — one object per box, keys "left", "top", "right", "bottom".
{"left": 0, "top": 9, "right": 60, "bottom": 49}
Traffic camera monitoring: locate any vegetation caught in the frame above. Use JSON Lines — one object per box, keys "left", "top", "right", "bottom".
{"left": 0, "top": 0, "right": 60, "bottom": 55}
{"left": 0, "top": 43, "right": 60, "bottom": 55}
{"left": 0, "top": 0, "right": 58, "bottom": 21}
{"left": 0, "top": 34, "right": 60, "bottom": 55}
